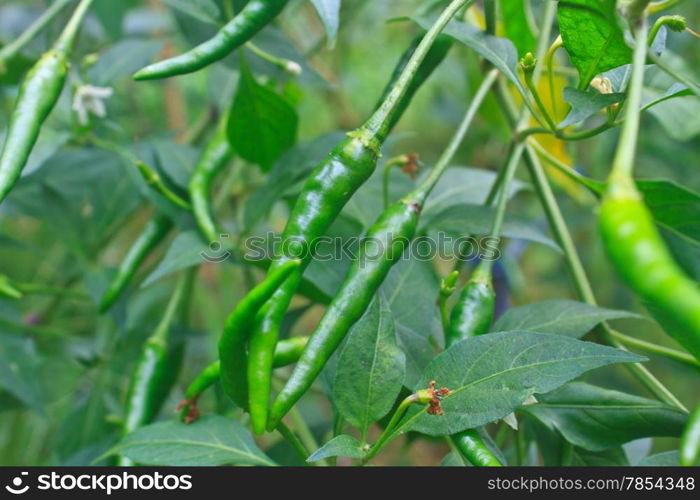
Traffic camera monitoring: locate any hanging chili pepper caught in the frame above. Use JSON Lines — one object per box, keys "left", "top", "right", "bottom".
{"left": 0, "top": 0, "right": 95, "bottom": 204}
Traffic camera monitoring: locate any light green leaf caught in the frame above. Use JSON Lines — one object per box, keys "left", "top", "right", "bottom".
{"left": 228, "top": 60, "right": 298, "bottom": 171}
{"left": 311, "top": 0, "right": 341, "bottom": 47}
{"left": 637, "top": 451, "right": 680, "bottom": 466}
{"left": 492, "top": 299, "right": 640, "bottom": 338}
{"left": 107, "top": 416, "right": 275, "bottom": 466}
{"left": 557, "top": 0, "right": 632, "bottom": 89}
{"left": 88, "top": 39, "right": 164, "bottom": 85}
{"left": 559, "top": 87, "right": 625, "bottom": 128}
{"left": 163, "top": 0, "right": 221, "bottom": 25}
{"left": 307, "top": 435, "right": 364, "bottom": 462}
{"left": 401, "top": 331, "right": 644, "bottom": 436}
{"left": 521, "top": 382, "right": 687, "bottom": 451}
{"left": 333, "top": 296, "right": 405, "bottom": 433}
{"left": 0, "top": 332, "right": 43, "bottom": 414}
{"left": 141, "top": 231, "right": 216, "bottom": 288}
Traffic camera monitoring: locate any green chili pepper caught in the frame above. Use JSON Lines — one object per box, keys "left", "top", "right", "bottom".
{"left": 99, "top": 215, "right": 173, "bottom": 313}
{"left": 599, "top": 19, "right": 700, "bottom": 363}
{"left": 452, "top": 429, "right": 503, "bottom": 466}
{"left": 218, "top": 259, "right": 301, "bottom": 410}
{"left": 247, "top": 0, "right": 473, "bottom": 434}
{"left": 0, "top": 0, "right": 95, "bottom": 204}
{"left": 681, "top": 401, "right": 700, "bottom": 466}
{"left": 267, "top": 68, "right": 498, "bottom": 432}
{"left": 179, "top": 336, "right": 308, "bottom": 423}
{"left": 188, "top": 125, "right": 234, "bottom": 243}
{"left": 133, "top": 0, "right": 289, "bottom": 81}
{"left": 118, "top": 268, "right": 196, "bottom": 465}
{"left": 446, "top": 263, "right": 496, "bottom": 346}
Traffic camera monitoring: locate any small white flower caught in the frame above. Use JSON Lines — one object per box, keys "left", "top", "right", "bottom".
{"left": 72, "top": 85, "right": 114, "bottom": 126}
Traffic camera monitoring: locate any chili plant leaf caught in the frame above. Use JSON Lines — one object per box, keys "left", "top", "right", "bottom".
{"left": 557, "top": 0, "right": 632, "bottom": 90}
{"left": 333, "top": 296, "right": 406, "bottom": 434}
{"left": 140, "top": 231, "right": 214, "bottom": 288}
{"left": 401, "top": 331, "right": 643, "bottom": 436}
{"left": 559, "top": 87, "right": 626, "bottom": 128}
{"left": 307, "top": 434, "right": 364, "bottom": 462}
{"left": 521, "top": 382, "right": 688, "bottom": 451}
{"left": 107, "top": 416, "right": 275, "bottom": 466}
{"left": 88, "top": 39, "right": 164, "bottom": 85}
{"left": 228, "top": 60, "right": 299, "bottom": 171}
{"left": 0, "top": 332, "right": 44, "bottom": 414}
{"left": 163, "top": 0, "right": 221, "bottom": 25}
{"left": 636, "top": 451, "right": 680, "bottom": 466}
{"left": 491, "top": 299, "right": 641, "bottom": 338}
{"left": 311, "top": 0, "right": 341, "bottom": 47}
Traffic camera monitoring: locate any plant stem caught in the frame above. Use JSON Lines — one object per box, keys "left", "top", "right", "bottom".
{"left": 362, "top": 394, "right": 418, "bottom": 464}
{"left": 363, "top": 0, "right": 475, "bottom": 141}
{"left": 545, "top": 36, "right": 564, "bottom": 122}
{"left": 246, "top": 42, "right": 301, "bottom": 76}
{"left": 382, "top": 155, "right": 411, "bottom": 209}
{"left": 0, "top": 0, "right": 74, "bottom": 67}
{"left": 277, "top": 422, "right": 312, "bottom": 465}
{"left": 406, "top": 69, "right": 499, "bottom": 204}
{"left": 54, "top": 0, "right": 95, "bottom": 55}
{"left": 608, "top": 330, "right": 700, "bottom": 370}
{"left": 288, "top": 406, "right": 327, "bottom": 465}
{"left": 524, "top": 71, "right": 557, "bottom": 131}
{"left": 527, "top": 139, "right": 606, "bottom": 196}
{"left": 611, "top": 21, "right": 649, "bottom": 179}
{"left": 647, "top": 0, "right": 685, "bottom": 14}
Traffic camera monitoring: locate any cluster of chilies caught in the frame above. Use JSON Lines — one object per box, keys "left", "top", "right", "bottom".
{"left": 0, "top": 0, "right": 698, "bottom": 466}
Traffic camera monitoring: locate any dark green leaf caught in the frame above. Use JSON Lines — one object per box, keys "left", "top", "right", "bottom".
{"left": 163, "top": 0, "right": 221, "bottom": 25}
{"left": 0, "top": 332, "right": 43, "bottom": 414}
{"left": 88, "top": 39, "right": 164, "bottom": 85}
{"left": 228, "top": 61, "right": 298, "bottom": 171}
{"left": 401, "top": 331, "right": 644, "bottom": 436}
{"left": 557, "top": 0, "right": 632, "bottom": 89}
{"left": 559, "top": 87, "right": 625, "bottom": 128}
{"left": 107, "top": 416, "right": 275, "bottom": 466}
{"left": 521, "top": 382, "right": 687, "bottom": 451}
{"left": 333, "top": 296, "right": 405, "bottom": 433}
{"left": 492, "top": 299, "right": 640, "bottom": 338}
{"left": 307, "top": 435, "right": 364, "bottom": 462}
{"left": 141, "top": 231, "right": 215, "bottom": 288}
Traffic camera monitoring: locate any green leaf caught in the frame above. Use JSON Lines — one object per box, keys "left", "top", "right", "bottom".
{"left": 307, "top": 435, "right": 365, "bottom": 462}
{"left": 559, "top": 87, "right": 625, "bottom": 128}
{"left": 492, "top": 299, "right": 640, "bottom": 338}
{"left": 163, "top": 0, "right": 221, "bottom": 25}
{"left": 228, "top": 60, "right": 298, "bottom": 171}
{"left": 637, "top": 451, "right": 680, "bottom": 466}
{"left": 573, "top": 446, "right": 630, "bottom": 466}
{"left": 381, "top": 258, "right": 440, "bottom": 387}
{"left": 500, "top": 0, "right": 536, "bottom": 57}
{"left": 107, "top": 416, "right": 275, "bottom": 466}
{"left": 411, "top": 17, "right": 531, "bottom": 106}
{"left": 400, "top": 331, "right": 644, "bottom": 436}
{"left": 311, "top": 0, "right": 341, "bottom": 47}
{"left": 0, "top": 332, "right": 43, "bottom": 414}
{"left": 521, "top": 382, "right": 687, "bottom": 451}
{"left": 421, "top": 203, "right": 560, "bottom": 252}
{"left": 333, "top": 296, "right": 406, "bottom": 434}
{"left": 141, "top": 231, "right": 218, "bottom": 288}
{"left": 557, "top": 0, "right": 632, "bottom": 89}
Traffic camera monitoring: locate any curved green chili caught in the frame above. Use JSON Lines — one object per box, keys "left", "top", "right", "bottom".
{"left": 133, "top": 0, "right": 289, "bottom": 81}
{"left": 179, "top": 336, "right": 308, "bottom": 423}
{"left": 247, "top": 0, "right": 473, "bottom": 434}
{"left": 0, "top": 0, "right": 95, "bottom": 204}
{"left": 218, "top": 259, "right": 301, "bottom": 410}
{"left": 452, "top": 429, "right": 503, "bottom": 466}
{"left": 681, "top": 401, "right": 700, "bottom": 466}
{"left": 267, "top": 68, "right": 497, "bottom": 432}
{"left": 599, "top": 19, "right": 700, "bottom": 363}
{"left": 99, "top": 215, "right": 173, "bottom": 312}
{"left": 188, "top": 125, "right": 234, "bottom": 243}
{"left": 118, "top": 268, "right": 196, "bottom": 465}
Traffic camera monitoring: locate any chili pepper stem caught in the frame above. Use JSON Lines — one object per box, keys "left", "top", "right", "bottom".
{"left": 362, "top": 394, "right": 419, "bottom": 464}
{"left": 608, "top": 330, "right": 700, "bottom": 370}
{"left": 382, "top": 155, "right": 411, "bottom": 209}
{"left": 362, "top": 0, "right": 475, "bottom": 141}
{"left": 545, "top": 36, "right": 563, "bottom": 122}
{"left": 136, "top": 161, "right": 192, "bottom": 211}
{"left": 0, "top": 0, "right": 74, "bottom": 68}
{"left": 277, "top": 422, "right": 313, "bottom": 466}
{"left": 54, "top": 0, "right": 95, "bottom": 56}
